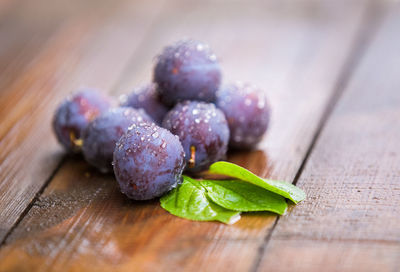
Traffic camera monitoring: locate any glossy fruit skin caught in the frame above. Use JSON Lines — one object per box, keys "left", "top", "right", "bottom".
{"left": 120, "top": 83, "right": 168, "bottom": 125}
{"left": 154, "top": 39, "right": 221, "bottom": 106}
{"left": 53, "top": 88, "right": 112, "bottom": 153}
{"left": 82, "top": 107, "right": 152, "bottom": 173}
{"left": 162, "top": 101, "right": 229, "bottom": 173}
{"left": 113, "top": 122, "right": 186, "bottom": 200}
{"left": 216, "top": 82, "right": 270, "bottom": 149}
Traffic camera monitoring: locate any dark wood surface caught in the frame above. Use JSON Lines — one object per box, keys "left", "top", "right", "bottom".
{"left": 259, "top": 6, "right": 400, "bottom": 271}
{"left": 0, "top": 0, "right": 398, "bottom": 271}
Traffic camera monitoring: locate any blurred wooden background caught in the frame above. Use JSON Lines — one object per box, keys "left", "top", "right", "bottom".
{"left": 0, "top": 0, "right": 399, "bottom": 271}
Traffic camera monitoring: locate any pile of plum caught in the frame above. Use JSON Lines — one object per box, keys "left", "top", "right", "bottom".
{"left": 53, "top": 39, "right": 270, "bottom": 200}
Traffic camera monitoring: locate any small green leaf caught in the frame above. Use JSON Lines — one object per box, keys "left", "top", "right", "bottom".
{"left": 200, "top": 179, "right": 288, "bottom": 214}
{"left": 160, "top": 176, "right": 241, "bottom": 224}
{"left": 209, "top": 161, "right": 306, "bottom": 203}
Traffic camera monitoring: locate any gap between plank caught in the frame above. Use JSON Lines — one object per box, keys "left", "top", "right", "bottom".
{"left": 292, "top": 1, "right": 385, "bottom": 188}
{"left": 250, "top": 2, "right": 386, "bottom": 272}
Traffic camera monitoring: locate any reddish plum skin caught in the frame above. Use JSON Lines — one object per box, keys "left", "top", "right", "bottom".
{"left": 82, "top": 107, "right": 152, "bottom": 173}
{"left": 113, "top": 123, "right": 186, "bottom": 200}
{"left": 52, "top": 88, "right": 112, "bottom": 153}
{"left": 154, "top": 39, "right": 221, "bottom": 106}
{"left": 120, "top": 83, "right": 169, "bottom": 125}
{"left": 162, "top": 101, "right": 229, "bottom": 173}
{"left": 216, "top": 82, "right": 270, "bottom": 149}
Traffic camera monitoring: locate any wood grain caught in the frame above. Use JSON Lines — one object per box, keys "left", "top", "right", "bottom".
{"left": 0, "top": 0, "right": 166, "bottom": 241}
{"left": 258, "top": 4, "right": 400, "bottom": 272}
{"left": 0, "top": 0, "right": 374, "bottom": 271}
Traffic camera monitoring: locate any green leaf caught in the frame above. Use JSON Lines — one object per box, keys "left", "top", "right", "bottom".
{"left": 209, "top": 161, "right": 306, "bottom": 203}
{"left": 160, "top": 176, "right": 241, "bottom": 224}
{"left": 200, "top": 179, "right": 288, "bottom": 214}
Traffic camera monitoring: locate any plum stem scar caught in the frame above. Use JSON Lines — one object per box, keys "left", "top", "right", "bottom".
{"left": 188, "top": 146, "right": 196, "bottom": 168}
{"left": 70, "top": 131, "right": 83, "bottom": 148}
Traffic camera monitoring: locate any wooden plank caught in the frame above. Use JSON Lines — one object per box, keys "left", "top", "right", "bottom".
{"left": 0, "top": 0, "right": 20, "bottom": 19}
{"left": 0, "top": 0, "right": 165, "bottom": 241}
{"left": 0, "top": 0, "right": 372, "bottom": 271}
{"left": 0, "top": 0, "right": 112, "bottom": 93}
{"left": 260, "top": 241, "right": 400, "bottom": 272}
{"left": 257, "top": 5, "right": 400, "bottom": 272}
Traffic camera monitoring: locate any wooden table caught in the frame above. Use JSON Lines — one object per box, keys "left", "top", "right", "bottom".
{"left": 0, "top": 0, "right": 399, "bottom": 271}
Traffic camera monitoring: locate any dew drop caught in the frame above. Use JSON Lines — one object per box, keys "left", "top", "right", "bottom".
{"left": 257, "top": 99, "right": 265, "bottom": 109}
{"left": 119, "top": 94, "right": 127, "bottom": 104}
